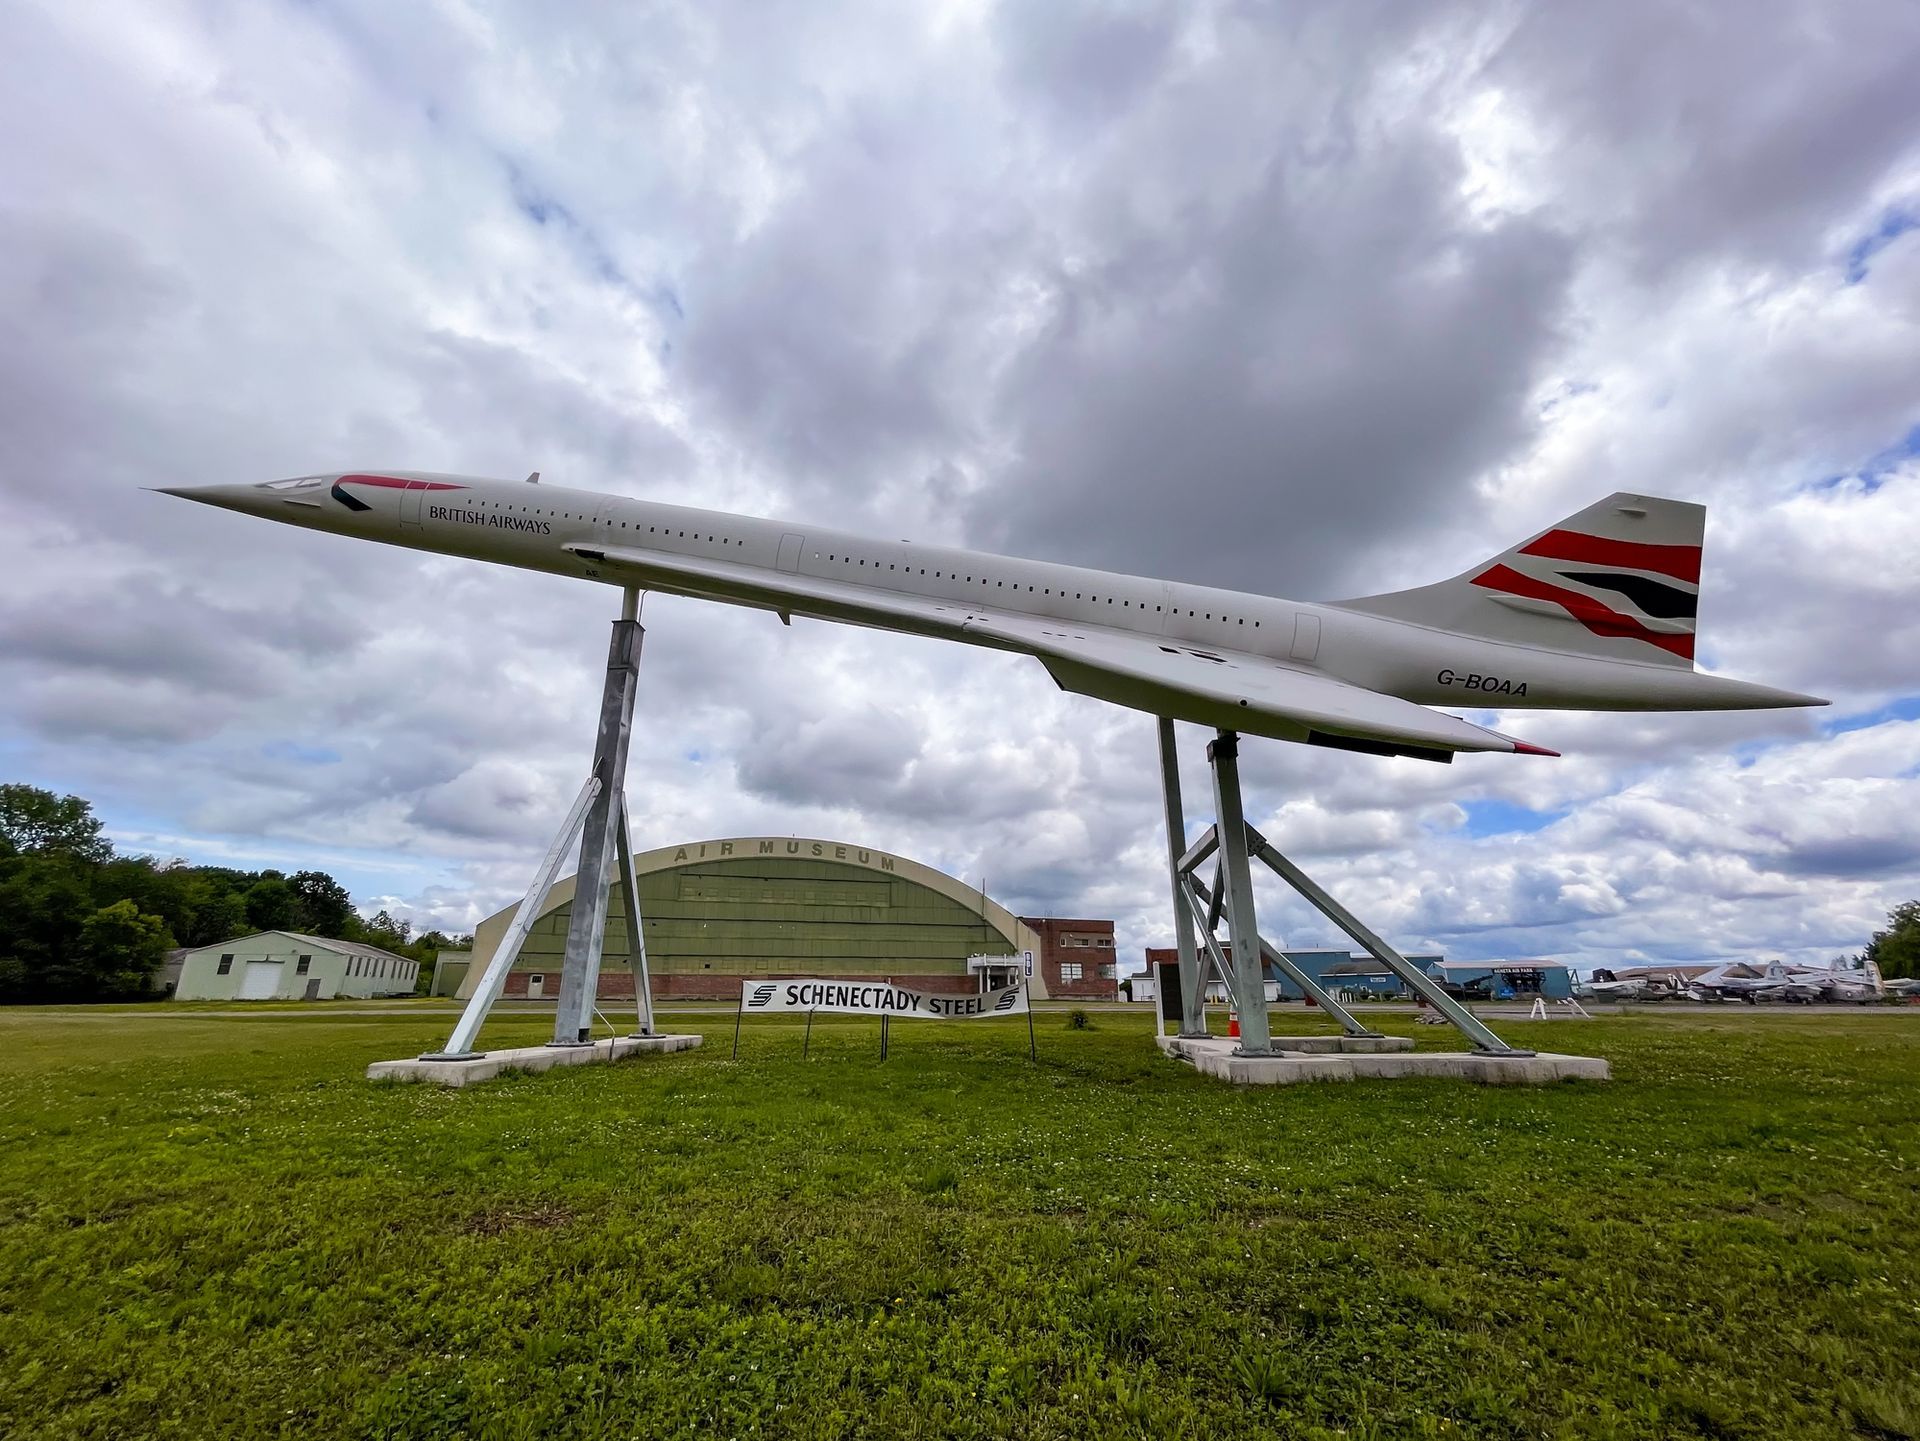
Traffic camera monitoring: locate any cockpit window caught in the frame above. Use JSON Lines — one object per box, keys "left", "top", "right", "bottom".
{"left": 257, "top": 475, "right": 328, "bottom": 490}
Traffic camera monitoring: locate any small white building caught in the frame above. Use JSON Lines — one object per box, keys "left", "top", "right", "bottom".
{"left": 173, "top": 931, "right": 418, "bottom": 1002}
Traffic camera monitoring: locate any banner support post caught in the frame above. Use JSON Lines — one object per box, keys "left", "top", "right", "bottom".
{"left": 804, "top": 1009, "right": 814, "bottom": 1059}
{"left": 1027, "top": 991, "right": 1036, "bottom": 1060}
{"left": 731, "top": 989, "right": 743, "bottom": 1059}
{"left": 881, "top": 1013, "right": 889, "bottom": 1061}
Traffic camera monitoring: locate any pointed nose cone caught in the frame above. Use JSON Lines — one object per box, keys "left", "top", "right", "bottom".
{"left": 150, "top": 479, "right": 327, "bottom": 519}
{"left": 148, "top": 483, "right": 258, "bottom": 514}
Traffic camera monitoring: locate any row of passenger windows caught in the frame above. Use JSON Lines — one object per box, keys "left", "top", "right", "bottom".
{"left": 464, "top": 499, "right": 745, "bottom": 547}
{"left": 819, "top": 550, "right": 1261, "bottom": 625}
{"left": 461, "top": 499, "right": 1259, "bottom": 628}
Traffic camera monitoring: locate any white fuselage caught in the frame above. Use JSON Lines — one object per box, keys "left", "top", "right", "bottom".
{"left": 176, "top": 471, "right": 1811, "bottom": 717}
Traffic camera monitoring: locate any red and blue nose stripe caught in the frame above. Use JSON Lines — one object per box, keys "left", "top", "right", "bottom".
{"left": 330, "top": 474, "right": 467, "bottom": 512}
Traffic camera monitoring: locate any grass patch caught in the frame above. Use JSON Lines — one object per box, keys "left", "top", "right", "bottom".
{"left": 0, "top": 1008, "right": 1917, "bottom": 1437}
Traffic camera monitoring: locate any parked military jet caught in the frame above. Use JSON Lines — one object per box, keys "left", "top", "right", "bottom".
{"left": 1574, "top": 969, "right": 1686, "bottom": 1002}
{"left": 1687, "top": 961, "right": 1885, "bottom": 1004}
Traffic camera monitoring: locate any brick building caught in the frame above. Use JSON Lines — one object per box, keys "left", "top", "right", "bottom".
{"left": 1020, "top": 916, "right": 1121, "bottom": 1001}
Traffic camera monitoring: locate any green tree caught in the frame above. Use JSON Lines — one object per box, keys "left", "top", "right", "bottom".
{"left": 190, "top": 889, "right": 250, "bottom": 947}
{"left": 78, "top": 900, "right": 171, "bottom": 997}
{"left": 244, "top": 874, "right": 298, "bottom": 933}
{"left": 0, "top": 854, "right": 94, "bottom": 999}
{"left": 288, "top": 870, "right": 356, "bottom": 937}
{"left": 0, "top": 784, "right": 111, "bottom": 863}
{"left": 363, "top": 909, "right": 411, "bottom": 952}
{"left": 1864, "top": 900, "right": 1920, "bottom": 981}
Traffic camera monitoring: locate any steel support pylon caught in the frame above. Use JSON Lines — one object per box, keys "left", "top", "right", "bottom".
{"left": 613, "top": 793, "right": 655, "bottom": 1037}
{"left": 425, "top": 588, "right": 650, "bottom": 1061}
{"left": 1206, "top": 732, "right": 1274, "bottom": 1057}
{"left": 1156, "top": 717, "right": 1208, "bottom": 1036}
{"left": 552, "top": 589, "right": 644, "bottom": 1045}
{"left": 427, "top": 778, "right": 600, "bottom": 1060}
{"left": 1243, "top": 825, "right": 1525, "bottom": 1055}
{"left": 1159, "top": 722, "right": 1524, "bottom": 1058}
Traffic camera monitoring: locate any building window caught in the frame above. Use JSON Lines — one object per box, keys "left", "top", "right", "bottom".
{"left": 296, "top": 956, "right": 311, "bottom": 975}
{"left": 1061, "top": 962, "right": 1083, "bottom": 982}
{"left": 1100, "top": 963, "right": 1116, "bottom": 980}
{"left": 529, "top": 973, "right": 544, "bottom": 987}
{"left": 217, "top": 955, "right": 233, "bottom": 975}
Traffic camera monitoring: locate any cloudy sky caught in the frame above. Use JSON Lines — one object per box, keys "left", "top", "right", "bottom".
{"left": 3, "top": 0, "right": 1916, "bottom": 972}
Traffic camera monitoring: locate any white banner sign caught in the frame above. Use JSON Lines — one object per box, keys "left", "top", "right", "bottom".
{"left": 741, "top": 978, "right": 1029, "bottom": 1019}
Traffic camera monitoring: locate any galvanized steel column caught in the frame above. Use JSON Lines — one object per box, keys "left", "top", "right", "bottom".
{"left": 1246, "top": 827, "right": 1523, "bottom": 1055}
{"left": 1157, "top": 717, "right": 1208, "bottom": 1036}
{"left": 428, "top": 776, "right": 599, "bottom": 1059}
{"left": 1207, "top": 731, "right": 1273, "bottom": 1057}
{"left": 551, "top": 592, "right": 643, "bottom": 1046}
{"left": 614, "top": 795, "right": 655, "bottom": 1037}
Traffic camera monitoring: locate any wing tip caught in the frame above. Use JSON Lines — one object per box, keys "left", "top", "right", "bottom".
{"left": 1510, "top": 740, "right": 1561, "bottom": 757}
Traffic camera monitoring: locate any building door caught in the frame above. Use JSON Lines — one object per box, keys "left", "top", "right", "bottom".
{"left": 239, "top": 961, "right": 280, "bottom": 1000}
{"left": 776, "top": 533, "right": 805, "bottom": 573}
{"left": 1156, "top": 961, "right": 1184, "bottom": 1028}
{"left": 526, "top": 973, "right": 545, "bottom": 999}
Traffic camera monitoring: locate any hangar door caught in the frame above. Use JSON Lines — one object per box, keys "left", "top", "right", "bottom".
{"left": 238, "top": 961, "right": 281, "bottom": 1000}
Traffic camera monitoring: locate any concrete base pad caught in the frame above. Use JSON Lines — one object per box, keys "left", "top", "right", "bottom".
{"left": 1263, "top": 1033, "right": 1414, "bottom": 1054}
{"left": 1157, "top": 1033, "right": 1607, "bottom": 1085}
{"left": 368, "top": 1034, "right": 702, "bottom": 1087}
{"left": 1170, "top": 1032, "right": 1412, "bottom": 1054}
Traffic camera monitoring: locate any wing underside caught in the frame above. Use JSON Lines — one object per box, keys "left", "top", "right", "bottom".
{"left": 570, "top": 542, "right": 1545, "bottom": 760}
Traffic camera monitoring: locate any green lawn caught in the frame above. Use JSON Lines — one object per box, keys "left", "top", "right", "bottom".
{"left": 2, "top": 1008, "right": 1917, "bottom": 1439}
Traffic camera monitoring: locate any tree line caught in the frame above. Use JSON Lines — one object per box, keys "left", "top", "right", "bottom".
{"left": 0, "top": 783, "right": 470, "bottom": 1003}
{"left": 1865, "top": 900, "right": 1920, "bottom": 981}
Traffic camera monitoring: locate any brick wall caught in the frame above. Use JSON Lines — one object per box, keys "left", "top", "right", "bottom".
{"left": 1021, "top": 916, "right": 1120, "bottom": 1000}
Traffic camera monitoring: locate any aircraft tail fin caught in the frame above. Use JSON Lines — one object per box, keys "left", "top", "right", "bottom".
{"left": 1334, "top": 492, "right": 1705, "bottom": 668}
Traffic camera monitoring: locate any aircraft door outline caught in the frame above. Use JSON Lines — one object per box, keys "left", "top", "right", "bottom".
{"left": 399, "top": 481, "right": 426, "bottom": 531}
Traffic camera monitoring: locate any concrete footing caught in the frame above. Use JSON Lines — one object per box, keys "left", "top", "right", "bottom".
{"left": 1172, "top": 1032, "right": 1412, "bottom": 1054}
{"left": 1260, "top": 1033, "right": 1414, "bottom": 1054}
{"left": 368, "top": 1034, "right": 702, "bottom": 1087}
{"left": 1157, "top": 1033, "right": 1607, "bottom": 1086}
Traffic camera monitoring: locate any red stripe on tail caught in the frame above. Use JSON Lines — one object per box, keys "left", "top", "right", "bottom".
{"left": 1518, "top": 529, "right": 1701, "bottom": 585}
{"left": 1472, "top": 564, "right": 1695, "bottom": 660}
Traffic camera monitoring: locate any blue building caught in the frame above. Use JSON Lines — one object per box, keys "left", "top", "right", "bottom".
{"left": 1154, "top": 945, "right": 1574, "bottom": 1005}
{"left": 1272, "top": 950, "right": 1446, "bottom": 1000}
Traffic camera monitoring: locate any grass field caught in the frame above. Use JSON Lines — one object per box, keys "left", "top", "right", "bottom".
{"left": 3, "top": 1007, "right": 1918, "bottom": 1440}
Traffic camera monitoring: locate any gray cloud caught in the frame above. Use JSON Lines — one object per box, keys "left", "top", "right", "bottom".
{"left": 0, "top": 0, "right": 1914, "bottom": 971}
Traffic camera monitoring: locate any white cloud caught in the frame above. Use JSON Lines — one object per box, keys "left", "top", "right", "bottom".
{"left": 1, "top": 0, "right": 1915, "bottom": 973}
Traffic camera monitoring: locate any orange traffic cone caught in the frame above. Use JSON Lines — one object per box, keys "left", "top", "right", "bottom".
{"left": 1227, "top": 1011, "right": 1240, "bottom": 1038}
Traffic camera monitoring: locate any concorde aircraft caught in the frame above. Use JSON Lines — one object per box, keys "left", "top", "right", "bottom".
{"left": 158, "top": 473, "right": 1824, "bottom": 760}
